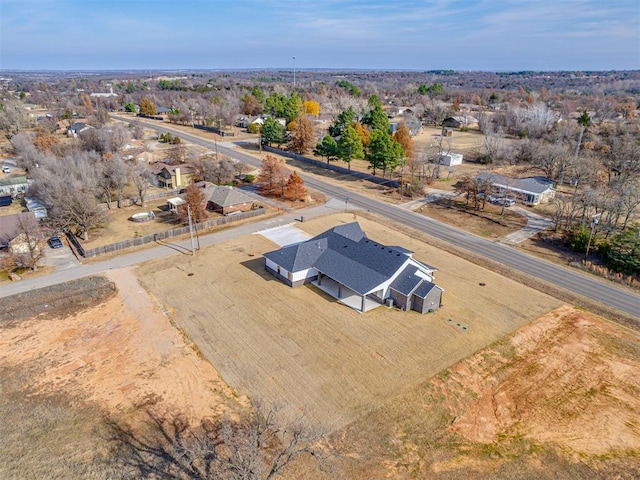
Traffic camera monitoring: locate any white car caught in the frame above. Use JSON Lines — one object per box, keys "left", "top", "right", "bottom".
{"left": 2, "top": 166, "right": 9, "bottom": 173}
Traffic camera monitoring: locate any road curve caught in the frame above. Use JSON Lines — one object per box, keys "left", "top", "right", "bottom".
{"left": 115, "top": 117, "right": 640, "bottom": 319}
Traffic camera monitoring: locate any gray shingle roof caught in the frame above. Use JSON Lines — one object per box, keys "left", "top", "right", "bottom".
{"left": 413, "top": 281, "right": 440, "bottom": 299}
{"left": 389, "top": 265, "right": 422, "bottom": 295}
{"left": 264, "top": 222, "right": 428, "bottom": 295}
{"left": 202, "top": 185, "right": 253, "bottom": 208}
{"left": 478, "top": 173, "right": 554, "bottom": 195}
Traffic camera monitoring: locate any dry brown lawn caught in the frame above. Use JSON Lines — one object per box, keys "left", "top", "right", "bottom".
{"left": 416, "top": 198, "right": 528, "bottom": 239}
{"left": 136, "top": 212, "right": 561, "bottom": 434}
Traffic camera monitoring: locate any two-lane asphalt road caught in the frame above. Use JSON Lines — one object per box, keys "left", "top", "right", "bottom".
{"left": 115, "top": 117, "right": 640, "bottom": 319}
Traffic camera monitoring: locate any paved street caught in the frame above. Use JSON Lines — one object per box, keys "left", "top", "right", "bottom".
{"left": 7, "top": 116, "right": 634, "bottom": 320}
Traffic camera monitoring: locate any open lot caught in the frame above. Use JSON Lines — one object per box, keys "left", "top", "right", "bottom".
{"left": 136, "top": 212, "right": 561, "bottom": 433}
{"left": 0, "top": 269, "right": 245, "bottom": 478}
{"left": 329, "top": 305, "right": 640, "bottom": 479}
{"left": 416, "top": 197, "right": 528, "bottom": 239}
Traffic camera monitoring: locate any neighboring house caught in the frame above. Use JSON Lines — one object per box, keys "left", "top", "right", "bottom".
{"left": 121, "top": 147, "right": 158, "bottom": 164}
{"left": 309, "top": 113, "right": 333, "bottom": 125}
{"left": 0, "top": 175, "right": 28, "bottom": 197}
{"left": 153, "top": 163, "right": 194, "bottom": 189}
{"left": 201, "top": 184, "right": 256, "bottom": 215}
{"left": 67, "top": 122, "right": 93, "bottom": 137}
{"left": 478, "top": 172, "right": 555, "bottom": 205}
{"left": 9, "top": 232, "right": 40, "bottom": 256}
{"left": 90, "top": 85, "right": 118, "bottom": 98}
{"left": 442, "top": 115, "right": 479, "bottom": 129}
{"left": 264, "top": 222, "right": 443, "bottom": 313}
{"left": 437, "top": 153, "right": 464, "bottom": 166}
{"left": 0, "top": 212, "right": 36, "bottom": 249}
{"left": 24, "top": 197, "right": 47, "bottom": 218}
{"left": 157, "top": 106, "right": 171, "bottom": 115}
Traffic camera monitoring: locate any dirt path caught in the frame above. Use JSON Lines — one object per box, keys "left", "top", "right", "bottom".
{"left": 0, "top": 267, "right": 245, "bottom": 422}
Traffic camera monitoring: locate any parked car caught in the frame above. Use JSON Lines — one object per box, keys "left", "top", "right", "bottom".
{"left": 2, "top": 165, "right": 10, "bottom": 173}
{"left": 497, "top": 197, "right": 515, "bottom": 207}
{"left": 48, "top": 235, "right": 63, "bottom": 249}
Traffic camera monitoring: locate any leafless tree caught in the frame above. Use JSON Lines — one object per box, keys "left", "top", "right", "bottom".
{"left": 109, "top": 123, "right": 132, "bottom": 152}
{"left": 530, "top": 142, "right": 572, "bottom": 181}
{"left": 80, "top": 127, "right": 112, "bottom": 155}
{"left": 10, "top": 132, "right": 50, "bottom": 171}
{"left": 130, "top": 163, "right": 156, "bottom": 207}
{"left": 106, "top": 402, "right": 326, "bottom": 480}
{"left": 10, "top": 213, "right": 46, "bottom": 271}
{"left": 480, "top": 124, "right": 506, "bottom": 164}
{"left": 617, "top": 178, "right": 640, "bottom": 230}
{"left": 129, "top": 121, "right": 145, "bottom": 140}
{"left": 0, "top": 99, "right": 28, "bottom": 138}
{"left": 165, "top": 144, "right": 188, "bottom": 165}
{"left": 30, "top": 152, "right": 107, "bottom": 241}
{"left": 211, "top": 156, "right": 237, "bottom": 185}
{"left": 101, "top": 155, "right": 130, "bottom": 208}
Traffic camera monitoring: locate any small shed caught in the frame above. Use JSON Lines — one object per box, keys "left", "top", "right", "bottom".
{"left": 167, "top": 197, "right": 186, "bottom": 212}
{"left": 437, "top": 153, "right": 463, "bottom": 166}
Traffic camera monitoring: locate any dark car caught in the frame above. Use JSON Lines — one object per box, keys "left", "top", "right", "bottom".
{"left": 48, "top": 235, "right": 63, "bottom": 249}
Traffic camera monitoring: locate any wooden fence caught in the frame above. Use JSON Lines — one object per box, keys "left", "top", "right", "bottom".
{"left": 97, "top": 189, "right": 179, "bottom": 211}
{"left": 66, "top": 207, "right": 265, "bottom": 258}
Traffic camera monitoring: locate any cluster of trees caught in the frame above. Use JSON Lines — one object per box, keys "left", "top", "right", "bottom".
{"left": 313, "top": 96, "right": 409, "bottom": 177}
{"left": 9, "top": 122, "right": 159, "bottom": 240}
{"left": 257, "top": 155, "right": 308, "bottom": 202}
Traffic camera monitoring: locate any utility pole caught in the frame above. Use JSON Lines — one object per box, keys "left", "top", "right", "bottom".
{"left": 293, "top": 56, "right": 296, "bottom": 89}
{"left": 187, "top": 205, "right": 196, "bottom": 256}
{"left": 585, "top": 213, "right": 601, "bottom": 260}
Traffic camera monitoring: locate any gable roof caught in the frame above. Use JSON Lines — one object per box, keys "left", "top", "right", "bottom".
{"left": 0, "top": 176, "right": 28, "bottom": 187}
{"left": 202, "top": 185, "right": 254, "bottom": 207}
{"left": 264, "top": 222, "right": 435, "bottom": 296}
{"left": 0, "top": 212, "right": 36, "bottom": 248}
{"left": 478, "top": 172, "right": 554, "bottom": 195}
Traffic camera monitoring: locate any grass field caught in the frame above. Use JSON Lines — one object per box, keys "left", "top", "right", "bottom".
{"left": 136, "top": 212, "right": 561, "bottom": 433}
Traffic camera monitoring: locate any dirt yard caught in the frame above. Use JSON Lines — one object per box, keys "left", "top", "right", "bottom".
{"left": 0, "top": 268, "right": 246, "bottom": 478}
{"left": 416, "top": 198, "right": 528, "bottom": 239}
{"left": 328, "top": 305, "right": 640, "bottom": 479}
{"left": 136, "top": 212, "right": 561, "bottom": 434}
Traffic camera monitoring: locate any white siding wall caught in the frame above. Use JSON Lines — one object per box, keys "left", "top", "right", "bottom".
{"left": 292, "top": 268, "right": 315, "bottom": 283}
{"left": 265, "top": 258, "right": 279, "bottom": 272}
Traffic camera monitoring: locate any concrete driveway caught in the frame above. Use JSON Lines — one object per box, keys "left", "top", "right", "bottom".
{"left": 502, "top": 207, "right": 554, "bottom": 244}
{"left": 42, "top": 241, "right": 81, "bottom": 271}
{"left": 255, "top": 223, "right": 311, "bottom": 247}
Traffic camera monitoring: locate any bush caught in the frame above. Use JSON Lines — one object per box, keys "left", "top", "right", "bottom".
{"left": 247, "top": 123, "right": 261, "bottom": 134}
{"left": 601, "top": 224, "right": 640, "bottom": 276}
{"left": 243, "top": 174, "right": 255, "bottom": 183}
{"left": 569, "top": 224, "right": 591, "bottom": 252}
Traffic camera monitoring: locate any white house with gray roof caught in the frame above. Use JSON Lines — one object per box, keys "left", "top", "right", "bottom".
{"left": 478, "top": 173, "right": 555, "bottom": 205}
{"left": 263, "top": 222, "right": 443, "bottom": 313}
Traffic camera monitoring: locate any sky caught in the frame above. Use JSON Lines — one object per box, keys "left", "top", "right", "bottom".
{"left": 0, "top": 0, "right": 638, "bottom": 71}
